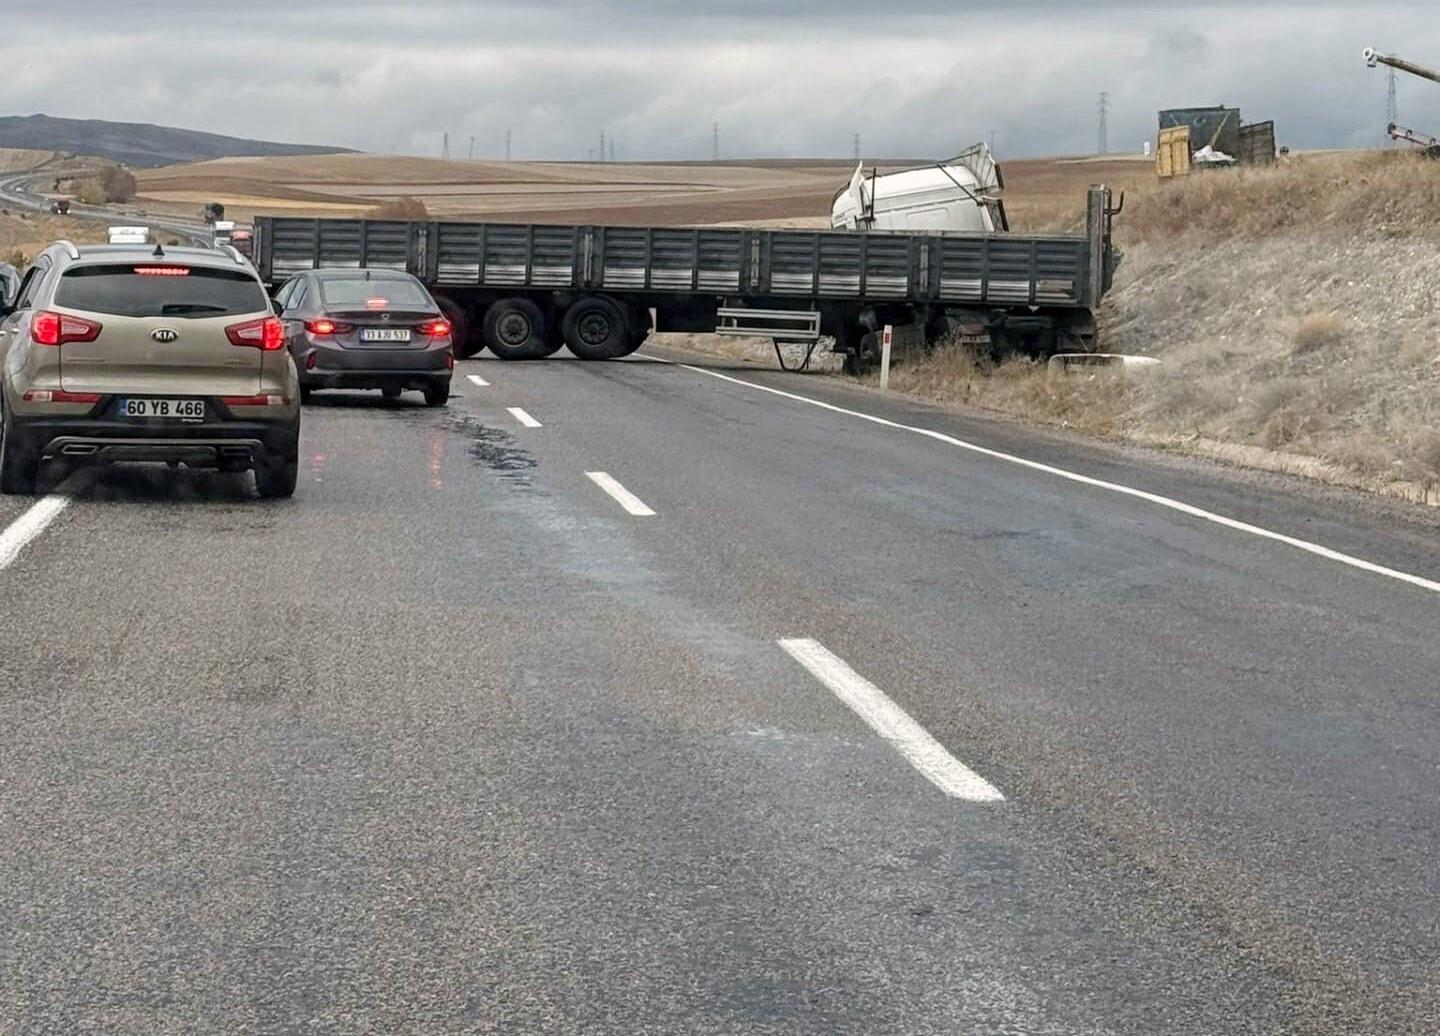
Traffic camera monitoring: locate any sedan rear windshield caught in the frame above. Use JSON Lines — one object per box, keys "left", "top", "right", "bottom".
{"left": 319, "top": 277, "right": 432, "bottom": 308}
{"left": 54, "top": 265, "right": 269, "bottom": 319}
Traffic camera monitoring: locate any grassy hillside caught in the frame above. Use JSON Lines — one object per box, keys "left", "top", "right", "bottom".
{"left": 884, "top": 152, "right": 1440, "bottom": 504}
{"left": 0, "top": 114, "right": 352, "bottom": 168}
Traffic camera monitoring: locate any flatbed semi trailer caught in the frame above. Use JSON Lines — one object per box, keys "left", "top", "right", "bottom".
{"left": 252, "top": 185, "right": 1121, "bottom": 371}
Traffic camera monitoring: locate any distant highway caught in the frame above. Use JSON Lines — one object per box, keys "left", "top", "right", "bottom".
{"left": 3, "top": 338, "right": 1440, "bottom": 1033}
{"left": 0, "top": 166, "right": 213, "bottom": 247}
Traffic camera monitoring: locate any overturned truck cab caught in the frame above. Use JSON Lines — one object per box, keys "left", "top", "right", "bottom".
{"left": 251, "top": 184, "right": 1121, "bottom": 373}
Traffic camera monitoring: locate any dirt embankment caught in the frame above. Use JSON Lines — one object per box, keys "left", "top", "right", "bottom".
{"left": 690, "top": 152, "right": 1440, "bottom": 507}
{"left": 904, "top": 152, "right": 1440, "bottom": 504}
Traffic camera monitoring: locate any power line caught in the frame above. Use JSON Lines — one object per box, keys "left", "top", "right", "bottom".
{"left": 1097, "top": 92, "right": 1109, "bottom": 155}
{"left": 608, "top": 138, "right": 616, "bottom": 163}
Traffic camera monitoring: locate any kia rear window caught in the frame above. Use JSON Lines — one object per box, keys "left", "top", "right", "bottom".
{"left": 319, "top": 277, "right": 431, "bottom": 308}
{"left": 54, "top": 264, "right": 269, "bottom": 318}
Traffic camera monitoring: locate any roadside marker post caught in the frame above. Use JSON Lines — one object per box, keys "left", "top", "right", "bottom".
{"left": 879, "top": 324, "right": 893, "bottom": 389}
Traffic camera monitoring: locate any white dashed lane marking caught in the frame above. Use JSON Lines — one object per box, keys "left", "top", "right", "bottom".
{"left": 779, "top": 637, "right": 1004, "bottom": 803}
{"left": 585, "top": 472, "right": 656, "bottom": 517}
{"left": 0, "top": 476, "right": 81, "bottom": 571}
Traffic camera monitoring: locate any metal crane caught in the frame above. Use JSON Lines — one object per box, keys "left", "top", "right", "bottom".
{"left": 1364, "top": 47, "right": 1440, "bottom": 85}
{"left": 1365, "top": 47, "right": 1440, "bottom": 156}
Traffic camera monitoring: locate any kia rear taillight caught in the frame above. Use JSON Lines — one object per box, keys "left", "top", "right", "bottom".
{"left": 221, "top": 394, "right": 289, "bottom": 407}
{"left": 22, "top": 389, "right": 101, "bottom": 404}
{"left": 305, "top": 319, "right": 355, "bottom": 336}
{"left": 226, "top": 316, "right": 285, "bottom": 351}
{"left": 31, "top": 311, "right": 102, "bottom": 347}
{"left": 418, "top": 319, "right": 452, "bottom": 338}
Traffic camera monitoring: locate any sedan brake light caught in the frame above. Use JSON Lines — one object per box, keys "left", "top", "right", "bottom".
{"left": 226, "top": 316, "right": 285, "bottom": 351}
{"left": 417, "top": 319, "right": 452, "bottom": 338}
{"left": 31, "top": 311, "right": 102, "bottom": 347}
{"left": 305, "top": 318, "right": 355, "bottom": 336}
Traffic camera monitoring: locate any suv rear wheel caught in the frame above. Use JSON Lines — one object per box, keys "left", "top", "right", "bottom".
{"left": 255, "top": 432, "right": 299, "bottom": 499}
{"left": 0, "top": 404, "right": 39, "bottom": 495}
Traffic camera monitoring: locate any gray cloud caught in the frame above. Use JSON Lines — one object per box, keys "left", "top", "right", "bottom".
{"left": 6, "top": 3, "right": 1438, "bottom": 160}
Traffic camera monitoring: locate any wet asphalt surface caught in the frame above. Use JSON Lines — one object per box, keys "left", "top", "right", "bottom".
{"left": 3, "top": 346, "right": 1440, "bottom": 1035}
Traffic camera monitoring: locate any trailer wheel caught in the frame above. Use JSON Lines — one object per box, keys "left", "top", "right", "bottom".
{"left": 562, "top": 296, "right": 629, "bottom": 360}
{"left": 536, "top": 316, "right": 566, "bottom": 358}
{"left": 436, "top": 297, "right": 478, "bottom": 358}
{"left": 483, "top": 298, "right": 548, "bottom": 360}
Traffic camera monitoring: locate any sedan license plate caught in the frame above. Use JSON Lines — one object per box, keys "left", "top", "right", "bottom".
{"left": 360, "top": 328, "right": 412, "bottom": 343}
{"left": 120, "top": 398, "right": 205, "bottom": 422}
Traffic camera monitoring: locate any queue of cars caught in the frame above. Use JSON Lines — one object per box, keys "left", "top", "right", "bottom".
{"left": 0, "top": 239, "right": 454, "bottom": 497}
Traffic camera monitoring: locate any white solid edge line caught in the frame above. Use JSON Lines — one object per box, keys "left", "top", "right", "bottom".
{"left": 0, "top": 490, "right": 72, "bottom": 571}
{"left": 507, "top": 406, "right": 542, "bottom": 428}
{"left": 779, "top": 638, "right": 1004, "bottom": 802}
{"left": 638, "top": 355, "right": 1440, "bottom": 597}
{"left": 466, "top": 374, "right": 490, "bottom": 387}
{"left": 586, "top": 471, "right": 656, "bottom": 516}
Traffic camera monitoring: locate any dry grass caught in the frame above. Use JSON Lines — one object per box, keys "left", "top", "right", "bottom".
{"left": 1120, "top": 151, "right": 1440, "bottom": 245}
{"left": 0, "top": 211, "right": 109, "bottom": 264}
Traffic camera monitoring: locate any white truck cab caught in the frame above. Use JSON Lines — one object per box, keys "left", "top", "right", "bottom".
{"left": 831, "top": 143, "right": 1007, "bottom": 234}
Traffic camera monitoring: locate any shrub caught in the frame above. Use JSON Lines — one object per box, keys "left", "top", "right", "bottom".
{"left": 1292, "top": 312, "right": 1346, "bottom": 355}
{"left": 98, "top": 165, "right": 137, "bottom": 203}
{"left": 371, "top": 196, "right": 429, "bottom": 220}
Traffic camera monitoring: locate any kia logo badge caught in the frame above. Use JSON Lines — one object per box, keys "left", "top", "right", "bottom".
{"left": 151, "top": 328, "right": 179, "bottom": 343}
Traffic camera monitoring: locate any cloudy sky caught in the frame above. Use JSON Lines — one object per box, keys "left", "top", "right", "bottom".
{"left": 6, "top": 2, "right": 1439, "bottom": 160}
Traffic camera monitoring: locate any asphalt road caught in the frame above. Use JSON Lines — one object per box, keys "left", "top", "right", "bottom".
{"left": 3, "top": 346, "right": 1440, "bottom": 1034}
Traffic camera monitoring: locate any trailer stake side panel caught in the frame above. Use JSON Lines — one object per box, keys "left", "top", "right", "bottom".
{"left": 254, "top": 188, "right": 1112, "bottom": 317}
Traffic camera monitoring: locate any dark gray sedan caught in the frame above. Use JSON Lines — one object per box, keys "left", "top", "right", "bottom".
{"left": 275, "top": 269, "right": 453, "bottom": 406}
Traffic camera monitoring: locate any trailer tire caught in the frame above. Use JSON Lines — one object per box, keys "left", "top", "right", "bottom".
{"left": 536, "top": 317, "right": 566, "bottom": 358}
{"left": 561, "top": 296, "right": 630, "bottom": 360}
{"left": 436, "top": 297, "right": 478, "bottom": 358}
{"left": 483, "top": 298, "right": 548, "bottom": 360}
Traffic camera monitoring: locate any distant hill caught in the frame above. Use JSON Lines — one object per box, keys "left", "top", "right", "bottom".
{"left": 0, "top": 114, "right": 355, "bottom": 168}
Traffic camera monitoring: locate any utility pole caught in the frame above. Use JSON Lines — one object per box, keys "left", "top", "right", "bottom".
{"left": 1097, "top": 92, "right": 1110, "bottom": 155}
{"left": 599, "top": 130, "right": 606, "bottom": 163}
{"left": 853, "top": 133, "right": 861, "bottom": 162}
{"left": 505, "top": 129, "right": 512, "bottom": 162}
{"left": 1387, "top": 66, "right": 1399, "bottom": 146}
{"left": 441, "top": 131, "right": 450, "bottom": 160}
{"left": 468, "top": 136, "right": 475, "bottom": 161}
{"left": 988, "top": 129, "right": 996, "bottom": 154}
{"left": 712, "top": 122, "right": 720, "bottom": 161}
